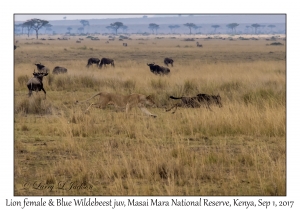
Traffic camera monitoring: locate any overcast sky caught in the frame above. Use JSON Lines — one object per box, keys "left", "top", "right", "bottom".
{"left": 14, "top": 14, "right": 175, "bottom": 22}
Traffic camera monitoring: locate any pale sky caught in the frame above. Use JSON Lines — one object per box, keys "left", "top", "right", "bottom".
{"left": 14, "top": 14, "right": 172, "bottom": 22}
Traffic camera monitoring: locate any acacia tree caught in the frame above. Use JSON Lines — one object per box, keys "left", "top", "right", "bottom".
{"left": 251, "top": 23, "right": 260, "bottom": 34}
{"left": 173, "top": 25, "right": 180, "bottom": 33}
{"left": 78, "top": 27, "right": 84, "bottom": 34}
{"left": 109, "top": 22, "right": 124, "bottom": 35}
{"left": 168, "top": 25, "right": 175, "bottom": 33}
{"left": 211, "top": 25, "right": 220, "bottom": 34}
{"left": 106, "top": 26, "right": 114, "bottom": 33}
{"left": 22, "top": 20, "right": 33, "bottom": 37}
{"left": 268, "top": 24, "right": 276, "bottom": 33}
{"left": 193, "top": 25, "right": 202, "bottom": 33}
{"left": 80, "top": 20, "right": 89, "bottom": 33}
{"left": 27, "top": 19, "right": 49, "bottom": 39}
{"left": 120, "top": 25, "right": 128, "bottom": 33}
{"left": 67, "top": 27, "right": 72, "bottom": 33}
{"left": 184, "top": 23, "right": 196, "bottom": 34}
{"left": 44, "top": 23, "right": 52, "bottom": 34}
{"left": 226, "top": 23, "right": 239, "bottom": 34}
{"left": 148, "top": 23, "right": 159, "bottom": 34}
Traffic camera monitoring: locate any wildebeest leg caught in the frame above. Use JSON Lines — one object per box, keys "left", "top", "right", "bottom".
{"left": 41, "top": 87, "right": 46, "bottom": 99}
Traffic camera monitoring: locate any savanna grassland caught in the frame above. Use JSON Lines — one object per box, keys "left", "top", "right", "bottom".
{"left": 14, "top": 34, "right": 286, "bottom": 196}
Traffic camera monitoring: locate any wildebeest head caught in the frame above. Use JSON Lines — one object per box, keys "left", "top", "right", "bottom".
{"left": 147, "top": 63, "right": 170, "bottom": 75}
{"left": 34, "top": 63, "right": 45, "bottom": 70}
{"left": 86, "top": 58, "right": 101, "bottom": 68}
{"left": 34, "top": 63, "right": 49, "bottom": 73}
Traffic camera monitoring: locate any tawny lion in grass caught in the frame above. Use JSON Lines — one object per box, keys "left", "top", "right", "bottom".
{"left": 75, "top": 92, "right": 157, "bottom": 117}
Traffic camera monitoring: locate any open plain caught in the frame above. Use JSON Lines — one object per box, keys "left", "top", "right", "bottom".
{"left": 14, "top": 33, "right": 286, "bottom": 195}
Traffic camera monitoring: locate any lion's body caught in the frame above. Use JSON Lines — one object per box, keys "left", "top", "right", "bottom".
{"left": 76, "top": 92, "right": 157, "bottom": 117}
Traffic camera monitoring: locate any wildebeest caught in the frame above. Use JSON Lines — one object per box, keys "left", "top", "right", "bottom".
{"left": 123, "top": 43, "right": 127, "bottom": 46}
{"left": 99, "top": 58, "right": 115, "bottom": 69}
{"left": 27, "top": 71, "right": 49, "bottom": 98}
{"left": 14, "top": 45, "right": 17, "bottom": 50}
{"left": 196, "top": 42, "right": 203, "bottom": 47}
{"left": 166, "top": 93, "right": 222, "bottom": 113}
{"left": 147, "top": 63, "right": 170, "bottom": 75}
{"left": 76, "top": 40, "right": 81, "bottom": 43}
{"left": 164, "top": 58, "right": 174, "bottom": 66}
{"left": 86, "top": 58, "right": 101, "bottom": 68}
{"left": 34, "top": 63, "right": 49, "bottom": 73}
{"left": 52, "top": 66, "right": 68, "bottom": 74}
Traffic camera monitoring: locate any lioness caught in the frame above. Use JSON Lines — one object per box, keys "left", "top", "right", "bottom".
{"left": 75, "top": 92, "right": 157, "bottom": 117}
{"left": 166, "top": 93, "right": 222, "bottom": 114}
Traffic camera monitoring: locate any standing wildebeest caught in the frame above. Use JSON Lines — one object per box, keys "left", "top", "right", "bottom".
{"left": 86, "top": 58, "right": 101, "bottom": 68}
{"left": 27, "top": 71, "right": 49, "bottom": 98}
{"left": 99, "top": 58, "right": 115, "bottom": 69}
{"left": 166, "top": 93, "right": 222, "bottom": 113}
{"left": 14, "top": 45, "right": 17, "bottom": 50}
{"left": 164, "top": 58, "right": 174, "bottom": 67}
{"left": 196, "top": 42, "right": 203, "bottom": 47}
{"left": 52, "top": 66, "right": 68, "bottom": 74}
{"left": 123, "top": 43, "right": 127, "bottom": 46}
{"left": 34, "top": 63, "right": 49, "bottom": 73}
{"left": 147, "top": 63, "right": 170, "bottom": 75}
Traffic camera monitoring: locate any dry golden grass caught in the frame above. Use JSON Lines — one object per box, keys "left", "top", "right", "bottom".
{"left": 14, "top": 34, "right": 286, "bottom": 195}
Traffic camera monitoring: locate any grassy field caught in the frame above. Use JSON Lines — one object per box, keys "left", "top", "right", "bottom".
{"left": 14, "top": 34, "right": 286, "bottom": 195}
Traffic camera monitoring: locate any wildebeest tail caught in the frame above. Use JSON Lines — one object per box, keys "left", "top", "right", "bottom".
{"left": 170, "top": 96, "right": 182, "bottom": 100}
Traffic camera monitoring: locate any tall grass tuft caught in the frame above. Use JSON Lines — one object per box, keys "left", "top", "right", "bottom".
{"left": 15, "top": 96, "right": 53, "bottom": 115}
{"left": 17, "top": 75, "right": 29, "bottom": 86}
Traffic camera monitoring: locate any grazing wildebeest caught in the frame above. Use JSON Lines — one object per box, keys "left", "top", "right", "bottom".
{"left": 52, "top": 66, "right": 68, "bottom": 74}
{"left": 196, "top": 42, "right": 203, "bottom": 47}
{"left": 123, "top": 43, "right": 127, "bottom": 46}
{"left": 34, "top": 63, "right": 49, "bottom": 73}
{"left": 99, "top": 58, "right": 115, "bottom": 69}
{"left": 86, "top": 58, "right": 101, "bottom": 68}
{"left": 147, "top": 63, "right": 170, "bottom": 75}
{"left": 27, "top": 71, "right": 49, "bottom": 98}
{"left": 76, "top": 40, "right": 81, "bottom": 43}
{"left": 164, "top": 57, "right": 174, "bottom": 66}
{"left": 166, "top": 93, "right": 222, "bottom": 113}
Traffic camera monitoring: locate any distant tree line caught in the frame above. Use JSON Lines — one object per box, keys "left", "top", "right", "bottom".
{"left": 14, "top": 19, "right": 281, "bottom": 37}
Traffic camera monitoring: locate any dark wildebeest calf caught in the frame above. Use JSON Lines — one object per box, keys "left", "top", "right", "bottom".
{"left": 86, "top": 58, "right": 101, "bottom": 68}
{"left": 52, "top": 66, "right": 67, "bottom": 74}
{"left": 166, "top": 93, "right": 222, "bottom": 113}
{"left": 27, "top": 71, "right": 49, "bottom": 99}
{"left": 34, "top": 63, "right": 49, "bottom": 73}
{"left": 164, "top": 58, "right": 174, "bottom": 67}
{"left": 147, "top": 63, "right": 170, "bottom": 75}
{"left": 99, "top": 58, "right": 115, "bottom": 69}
